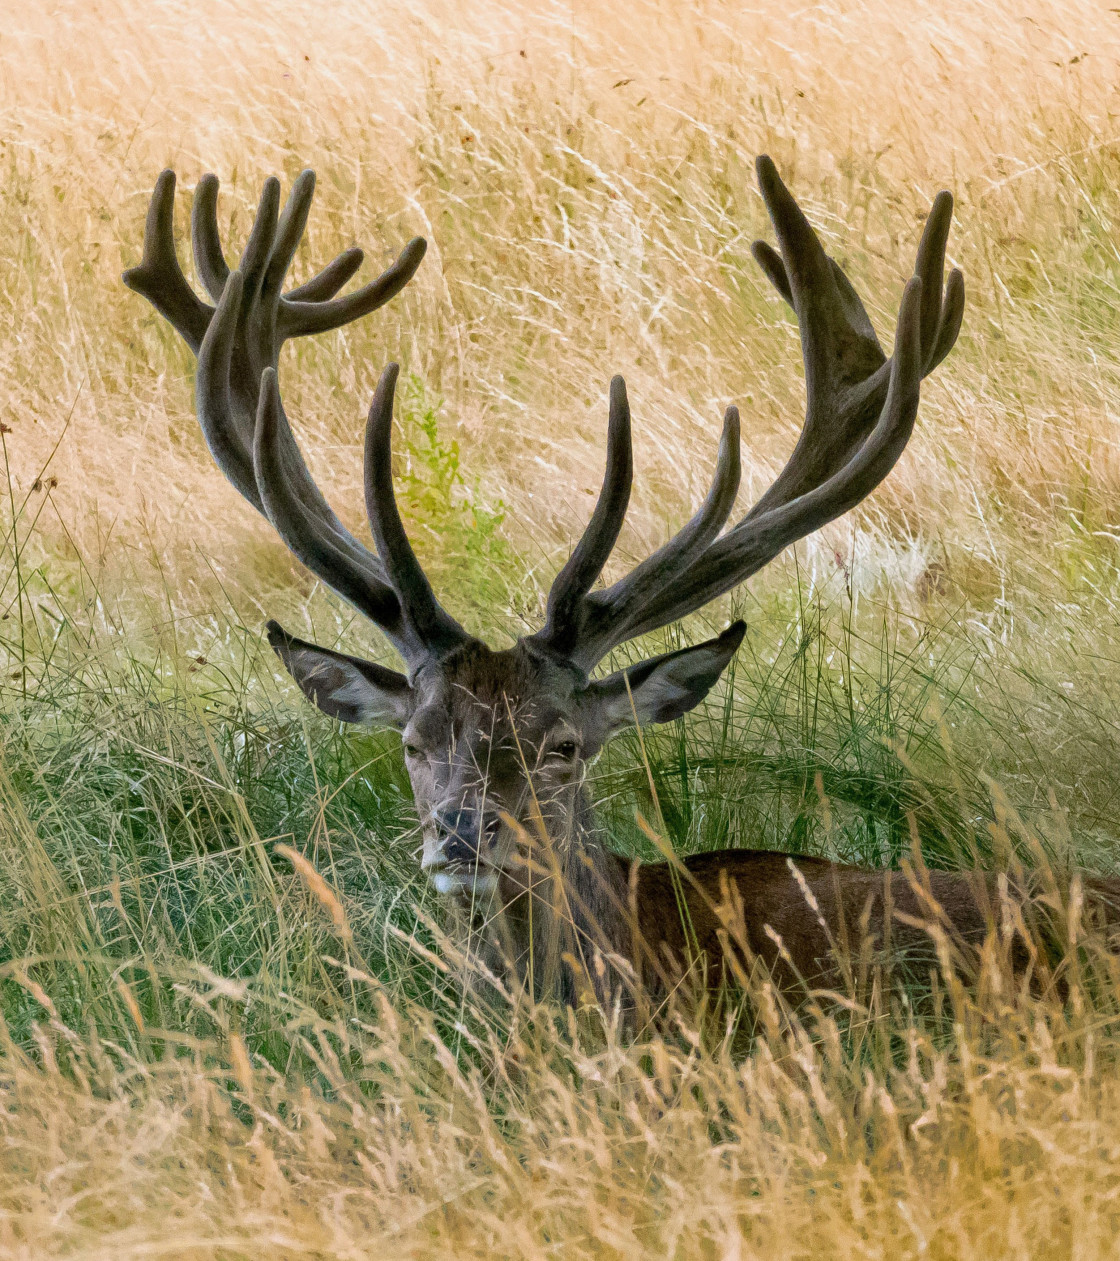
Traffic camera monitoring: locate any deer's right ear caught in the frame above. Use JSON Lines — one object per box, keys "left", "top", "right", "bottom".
{"left": 580, "top": 621, "right": 746, "bottom": 742}
{"left": 266, "top": 621, "right": 412, "bottom": 728}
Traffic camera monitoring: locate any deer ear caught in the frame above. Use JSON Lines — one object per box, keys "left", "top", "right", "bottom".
{"left": 582, "top": 621, "right": 745, "bottom": 740}
{"left": 266, "top": 621, "right": 413, "bottom": 728}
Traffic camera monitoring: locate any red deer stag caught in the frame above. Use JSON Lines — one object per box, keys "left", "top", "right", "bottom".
{"left": 124, "top": 158, "right": 1116, "bottom": 1008}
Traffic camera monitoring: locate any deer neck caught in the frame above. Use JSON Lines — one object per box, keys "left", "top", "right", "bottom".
{"left": 454, "top": 780, "right": 632, "bottom": 1005}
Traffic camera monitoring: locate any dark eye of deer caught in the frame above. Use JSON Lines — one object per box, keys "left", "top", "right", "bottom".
{"left": 403, "top": 742, "right": 423, "bottom": 759}
{"left": 551, "top": 740, "right": 578, "bottom": 760}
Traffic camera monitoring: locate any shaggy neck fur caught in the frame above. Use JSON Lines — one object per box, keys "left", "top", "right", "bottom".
{"left": 448, "top": 780, "right": 634, "bottom": 1007}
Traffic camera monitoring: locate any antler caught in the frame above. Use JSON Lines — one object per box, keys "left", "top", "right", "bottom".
{"left": 123, "top": 169, "right": 469, "bottom": 668}
{"left": 125, "top": 159, "right": 962, "bottom": 684}
{"left": 529, "top": 156, "right": 965, "bottom": 672}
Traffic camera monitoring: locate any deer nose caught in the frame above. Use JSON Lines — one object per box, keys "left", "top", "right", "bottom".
{"left": 433, "top": 807, "right": 502, "bottom": 866}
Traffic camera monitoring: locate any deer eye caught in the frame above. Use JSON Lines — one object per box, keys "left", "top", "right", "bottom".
{"left": 403, "top": 741, "right": 423, "bottom": 759}
{"left": 549, "top": 739, "right": 580, "bottom": 761}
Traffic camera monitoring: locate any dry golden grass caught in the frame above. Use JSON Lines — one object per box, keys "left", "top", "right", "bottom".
{"left": 5, "top": 868, "right": 1120, "bottom": 1260}
{"left": 6, "top": 0, "right": 1120, "bottom": 1255}
{"left": 7, "top": 0, "right": 1120, "bottom": 632}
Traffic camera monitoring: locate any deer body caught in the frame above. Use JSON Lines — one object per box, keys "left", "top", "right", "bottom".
{"left": 125, "top": 153, "right": 1107, "bottom": 1007}
{"left": 452, "top": 824, "right": 1000, "bottom": 1007}
{"left": 455, "top": 810, "right": 1116, "bottom": 1006}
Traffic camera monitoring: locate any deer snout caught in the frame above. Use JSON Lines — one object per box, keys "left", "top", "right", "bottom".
{"left": 425, "top": 807, "right": 503, "bottom": 876}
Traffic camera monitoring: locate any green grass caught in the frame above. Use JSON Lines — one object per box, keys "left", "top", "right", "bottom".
{"left": 1, "top": 524, "right": 1114, "bottom": 1076}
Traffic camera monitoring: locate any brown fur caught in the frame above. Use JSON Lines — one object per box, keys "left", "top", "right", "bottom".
{"left": 460, "top": 841, "right": 1120, "bottom": 1012}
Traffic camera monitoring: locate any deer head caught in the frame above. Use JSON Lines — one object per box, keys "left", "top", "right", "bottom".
{"left": 124, "top": 159, "right": 963, "bottom": 906}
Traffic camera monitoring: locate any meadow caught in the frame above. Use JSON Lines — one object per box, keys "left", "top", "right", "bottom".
{"left": 3, "top": 0, "right": 1120, "bottom": 1254}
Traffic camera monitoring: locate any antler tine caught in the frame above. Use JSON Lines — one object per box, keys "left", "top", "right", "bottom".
{"left": 123, "top": 170, "right": 212, "bottom": 353}
{"left": 264, "top": 169, "right": 317, "bottom": 303}
{"left": 617, "top": 278, "right": 925, "bottom": 643}
{"left": 530, "top": 404, "right": 741, "bottom": 666}
{"left": 913, "top": 190, "right": 954, "bottom": 365}
{"left": 364, "top": 365, "right": 471, "bottom": 659}
{"left": 536, "top": 375, "right": 633, "bottom": 659}
{"left": 190, "top": 173, "right": 229, "bottom": 301}
{"left": 928, "top": 266, "right": 965, "bottom": 374}
{"left": 279, "top": 236, "right": 428, "bottom": 338}
{"left": 286, "top": 247, "right": 364, "bottom": 302}
{"left": 254, "top": 369, "right": 410, "bottom": 648}
{"left": 234, "top": 178, "right": 281, "bottom": 331}
{"left": 750, "top": 239, "right": 792, "bottom": 307}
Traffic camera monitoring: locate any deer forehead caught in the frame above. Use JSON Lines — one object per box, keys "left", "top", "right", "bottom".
{"left": 408, "top": 642, "right": 580, "bottom": 748}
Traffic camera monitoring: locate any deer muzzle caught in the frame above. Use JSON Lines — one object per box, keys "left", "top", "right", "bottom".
{"left": 423, "top": 806, "right": 504, "bottom": 894}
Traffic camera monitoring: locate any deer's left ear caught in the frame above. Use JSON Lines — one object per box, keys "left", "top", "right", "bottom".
{"left": 266, "top": 621, "right": 413, "bottom": 728}
{"left": 581, "top": 621, "right": 745, "bottom": 742}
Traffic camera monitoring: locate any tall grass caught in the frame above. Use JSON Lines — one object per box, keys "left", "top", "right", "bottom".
{"left": 4, "top": 0, "right": 1120, "bottom": 1254}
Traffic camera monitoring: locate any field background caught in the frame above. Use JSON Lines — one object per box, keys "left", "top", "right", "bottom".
{"left": 4, "top": 0, "right": 1120, "bottom": 1255}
